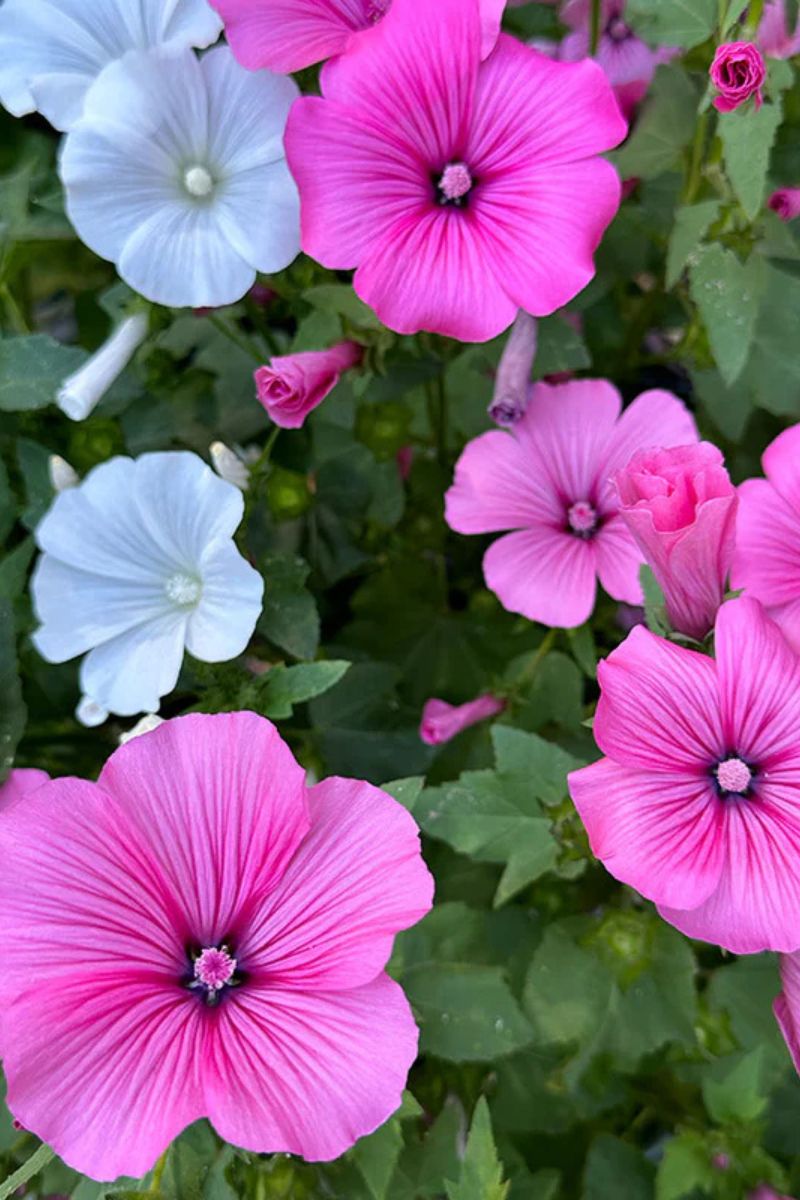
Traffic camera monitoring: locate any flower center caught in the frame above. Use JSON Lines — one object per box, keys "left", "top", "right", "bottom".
{"left": 189, "top": 945, "right": 240, "bottom": 1006}
{"left": 568, "top": 500, "right": 598, "bottom": 537}
{"left": 183, "top": 165, "right": 214, "bottom": 199}
{"left": 165, "top": 572, "right": 202, "bottom": 607}
{"left": 715, "top": 756, "right": 753, "bottom": 796}
{"left": 438, "top": 162, "right": 473, "bottom": 206}
{"left": 606, "top": 15, "right": 631, "bottom": 41}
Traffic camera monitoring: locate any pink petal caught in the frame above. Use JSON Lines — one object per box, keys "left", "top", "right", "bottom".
{"left": 445, "top": 429, "right": 563, "bottom": 535}
{"left": 99, "top": 713, "right": 310, "bottom": 947}
{"left": 480, "top": 0, "right": 506, "bottom": 57}
{"left": 238, "top": 776, "right": 433, "bottom": 989}
{"left": 596, "top": 388, "right": 698, "bottom": 510}
{"left": 775, "top": 951, "right": 800, "bottom": 1073}
{"left": 0, "top": 767, "right": 50, "bottom": 813}
{"left": 594, "top": 624, "right": 724, "bottom": 771}
{"left": 715, "top": 597, "right": 800, "bottom": 768}
{"left": 210, "top": 0, "right": 364, "bottom": 73}
{"left": 763, "top": 424, "right": 800, "bottom": 513}
{"left": 594, "top": 512, "right": 646, "bottom": 604}
{"left": 206, "top": 975, "right": 418, "bottom": 1160}
{"left": 568, "top": 757, "right": 725, "bottom": 908}
{"left": 483, "top": 526, "right": 598, "bottom": 627}
{"left": 731, "top": 479, "right": 800, "bottom": 612}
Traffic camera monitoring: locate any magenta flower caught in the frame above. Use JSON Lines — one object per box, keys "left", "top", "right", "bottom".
{"left": 445, "top": 380, "right": 696, "bottom": 628}
{"left": 0, "top": 713, "right": 433, "bottom": 1180}
{"left": 560, "top": 0, "right": 676, "bottom": 116}
{"left": 614, "top": 442, "right": 738, "bottom": 641}
{"left": 759, "top": 0, "right": 800, "bottom": 59}
{"left": 775, "top": 951, "right": 800, "bottom": 1074}
{"left": 569, "top": 597, "right": 800, "bottom": 954}
{"left": 0, "top": 767, "right": 49, "bottom": 812}
{"left": 284, "top": 0, "right": 627, "bottom": 342}
{"left": 732, "top": 424, "right": 800, "bottom": 653}
{"left": 419, "top": 694, "right": 505, "bottom": 746}
{"left": 255, "top": 341, "right": 362, "bottom": 429}
{"left": 710, "top": 42, "right": 766, "bottom": 113}
{"left": 211, "top": 0, "right": 506, "bottom": 73}
{"left": 769, "top": 187, "right": 800, "bottom": 221}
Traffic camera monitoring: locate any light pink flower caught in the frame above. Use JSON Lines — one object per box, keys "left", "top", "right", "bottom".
{"left": 710, "top": 42, "right": 766, "bottom": 113}
{"left": 284, "top": 0, "right": 627, "bottom": 342}
{"left": 255, "top": 341, "right": 362, "bottom": 429}
{"left": 759, "top": 0, "right": 800, "bottom": 59}
{"left": 731, "top": 424, "right": 800, "bottom": 653}
{"left": 0, "top": 768, "right": 50, "bottom": 812}
{"left": 211, "top": 0, "right": 507, "bottom": 73}
{"left": 420, "top": 695, "right": 505, "bottom": 745}
{"left": 559, "top": 0, "right": 676, "bottom": 116}
{"left": 748, "top": 1189, "right": 793, "bottom": 1200}
{"left": 0, "top": 712, "right": 433, "bottom": 1180}
{"left": 614, "top": 443, "right": 738, "bottom": 642}
{"left": 769, "top": 187, "right": 800, "bottom": 220}
{"left": 445, "top": 380, "right": 696, "bottom": 628}
{"left": 569, "top": 596, "right": 800, "bottom": 954}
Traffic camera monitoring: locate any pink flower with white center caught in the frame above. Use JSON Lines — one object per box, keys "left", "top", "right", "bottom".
{"left": 255, "top": 341, "right": 362, "bottom": 429}
{"left": 210, "top": 0, "right": 507, "bottom": 73}
{"left": 732, "top": 424, "right": 800, "bottom": 654}
{"left": 710, "top": 42, "right": 766, "bottom": 113}
{"left": 445, "top": 379, "right": 697, "bottom": 628}
{"left": 419, "top": 695, "right": 505, "bottom": 745}
{"left": 559, "top": 0, "right": 677, "bottom": 116}
{"left": 769, "top": 187, "right": 800, "bottom": 221}
{"left": 569, "top": 596, "right": 800, "bottom": 954}
{"left": 0, "top": 712, "right": 433, "bottom": 1180}
{"left": 759, "top": 0, "right": 800, "bottom": 59}
{"left": 284, "top": 0, "right": 627, "bottom": 343}
{"left": 0, "top": 768, "right": 50, "bottom": 813}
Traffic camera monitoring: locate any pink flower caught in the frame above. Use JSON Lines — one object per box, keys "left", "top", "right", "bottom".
{"left": 769, "top": 187, "right": 800, "bottom": 221}
{"left": 749, "top": 1190, "right": 793, "bottom": 1200}
{"left": 614, "top": 442, "right": 738, "bottom": 642}
{"left": 255, "top": 341, "right": 362, "bottom": 429}
{"left": 559, "top": 0, "right": 676, "bottom": 116}
{"left": 488, "top": 311, "right": 538, "bottom": 427}
{"left": 420, "top": 695, "right": 505, "bottom": 745}
{"left": 731, "top": 424, "right": 800, "bottom": 653}
{"left": 445, "top": 379, "right": 697, "bottom": 628}
{"left": 759, "top": 0, "right": 800, "bottom": 59}
{"left": 211, "top": 0, "right": 507, "bottom": 73}
{"left": 569, "top": 596, "right": 800, "bottom": 954}
{"left": 710, "top": 42, "right": 766, "bottom": 113}
{"left": 0, "top": 712, "right": 433, "bottom": 1180}
{"left": 284, "top": 0, "right": 627, "bottom": 343}
{"left": 0, "top": 768, "right": 50, "bottom": 812}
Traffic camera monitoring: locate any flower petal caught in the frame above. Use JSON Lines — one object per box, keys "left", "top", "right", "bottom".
{"left": 731, "top": 479, "right": 800, "bottom": 608}
{"left": 0, "top": 768, "right": 49, "bottom": 813}
{"left": 239, "top": 776, "right": 433, "bottom": 989}
{"left": 763, "top": 418, "right": 800, "bottom": 513}
{"left": 483, "top": 527, "right": 598, "bottom": 627}
{"left": 210, "top": 0, "right": 363, "bottom": 73}
{"left": 132, "top": 452, "right": 245, "bottom": 567}
{"left": 516, "top": 378, "right": 622, "bottom": 503}
{"left": 186, "top": 541, "right": 264, "bottom": 662}
{"left": 596, "top": 388, "right": 698, "bottom": 510}
{"left": 594, "top": 513, "right": 645, "bottom": 604}
{"left": 446, "top": 429, "right": 562, "bottom": 535}
{"left": 79, "top": 610, "right": 188, "bottom": 717}
{"left": 775, "top": 951, "right": 800, "bottom": 1074}
{"left": 202, "top": 43, "right": 299, "bottom": 173}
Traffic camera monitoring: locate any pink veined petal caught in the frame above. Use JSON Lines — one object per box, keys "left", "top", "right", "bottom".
{"left": 659, "top": 783, "right": 800, "bottom": 953}
{"left": 483, "top": 526, "right": 598, "bottom": 628}
{"left": 2, "top": 976, "right": 205, "bottom": 1181}
{"left": 206, "top": 975, "right": 418, "bottom": 1160}
{"left": 238, "top": 776, "right": 433, "bottom": 989}
{"left": 714, "top": 597, "right": 800, "bottom": 768}
{"left": 594, "top": 512, "right": 646, "bottom": 604}
{"left": 0, "top": 767, "right": 50, "bottom": 812}
{"left": 595, "top": 31, "right": 660, "bottom": 90}
{"left": 594, "top": 624, "right": 723, "bottom": 771}
{"left": 480, "top": 0, "right": 506, "bottom": 57}
{"left": 775, "top": 951, "right": 800, "bottom": 1074}
{"left": 568, "top": 757, "right": 725, "bottom": 908}
{"left": 762, "top": 596, "right": 800, "bottom": 655}
{"left": 445, "top": 429, "right": 563, "bottom": 535}
{"left": 731, "top": 478, "right": 800, "bottom": 607}
{"left": 595, "top": 388, "right": 698, "bottom": 510}
{"left": 99, "top": 713, "right": 310, "bottom": 947}
{"left": 210, "top": 0, "right": 365, "bottom": 73}
{"left": 763, "top": 421, "right": 800, "bottom": 514}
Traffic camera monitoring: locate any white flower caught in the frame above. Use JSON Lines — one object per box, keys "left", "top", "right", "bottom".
{"left": 60, "top": 44, "right": 301, "bottom": 308}
{"left": 210, "top": 441, "right": 250, "bottom": 491}
{"left": 57, "top": 313, "right": 149, "bottom": 421}
{"left": 31, "top": 451, "right": 264, "bottom": 717}
{"left": 0, "top": 0, "right": 221, "bottom": 132}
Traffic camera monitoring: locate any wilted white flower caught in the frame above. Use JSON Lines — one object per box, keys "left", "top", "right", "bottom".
{"left": 0, "top": 0, "right": 221, "bottom": 132}
{"left": 60, "top": 45, "right": 300, "bottom": 308}
{"left": 32, "top": 451, "right": 264, "bottom": 717}
{"left": 210, "top": 441, "right": 250, "bottom": 491}
{"left": 48, "top": 455, "right": 79, "bottom": 492}
{"left": 119, "top": 713, "right": 165, "bottom": 744}
{"left": 57, "top": 313, "right": 148, "bottom": 421}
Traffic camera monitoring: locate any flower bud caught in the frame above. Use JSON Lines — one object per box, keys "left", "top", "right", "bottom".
{"left": 255, "top": 341, "right": 362, "bottom": 429}
{"left": 210, "top": 442, "right": 250, "bottom": 491}
{"left": 710, "top": 42, "right": 766, "bottom": 113}
{"left": 57, "top": 313, "right": 148, "bottom": 421}
{"left": 48, "top": 454, "right": 79, "bottom": 492}
{"left": 419, "top": 694, "right": 505, "bottom": 745}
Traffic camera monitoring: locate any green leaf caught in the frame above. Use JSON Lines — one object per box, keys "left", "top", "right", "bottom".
{"left": 615, "top": 66, "right": 699, "bottom": 180}
{"left": 666, "top": 201, "right": 721, "bottom": 288}
{"left": 0, "top": 538, "right": 34, "bottom": 600}
{"left": 702, "top": 1047, "right": 768, "bottom": 1124}
{"left": 491, "top": 725, "right": 582, "bottom": 808}
{"left": 708, "top": 955, "right": 788, "bottom": 1077}
{"left": 640, "top": 565, "right": 669, "bottom": 636}
{"left": 692, "top": 368, "right": 753, "bottom": 441}
{"left": 445, "top": 1099, "right": 509, "bottom": 1200}
{"left": 258, "top": 552, "right": 320, "bottom": 660}
{"left": 583, "top": 1135, "right": 655, "bottom": 1200}
{"left": 0, "top": 334, "right": 86, "bottom": 412}
{"left": 523, "top": 925, "right": 614, "bottom": 1046}
{"left": 655, "top": 1133, "right": 714, "bottom": 1200}
{"left": 566, "top": 623, "right": 597, "bottom": 679}
{"left": 382, "top": 776, "right": 425, "bottom": 813}
{"left": 404, "top": 963, "right": 535, "bottom": 1062}
{"left": 0, "top": 599, "right": 25, "bottom": 782}
{"left": 689, "top": 244, "right": 765, "bottom": 385}
{"left": 255, "top": 660, "right": 351, "bottom": 719}
{"left": 0, "top": 460, "right": 15, "bottom": 545}
{"left": 533, "top": 315, "right": 591, "bottom": 378}
{"left": 304, "top": 284, "right": 383, "bottom": 330}
{"left": 353, "top": 1114, "right": 405, "bottom": 1200}
{"left": 740, "top": 265, "right": 800, "bottom": 415}
{"left": 720, "top": 100, "right": 783, "bottom": 221}
{"left": 626, "top": 0, "right": 716, "bottom": 47}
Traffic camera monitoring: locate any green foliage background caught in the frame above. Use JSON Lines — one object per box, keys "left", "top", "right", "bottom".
{"left": 2, "top": 1, "right": 800, "bottom": 1196}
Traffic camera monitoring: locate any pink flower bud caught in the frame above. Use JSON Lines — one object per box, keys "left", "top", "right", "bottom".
{"left": 254, "top": 341, "right": 362, "bottom": 429}
{"left": 710, "top": 42, "right": 766, "bottom": 113}
{"left": 614, "top": 442, "right": 738, "bottom": 641}
{"left": 769, "top": 187, "right": 800, "bottom": 221}
{"left": 488, "top": 310, "right": 538, "bottom": 427}
{"left": 419, "top": 695, "right": 505, "bottom": 746}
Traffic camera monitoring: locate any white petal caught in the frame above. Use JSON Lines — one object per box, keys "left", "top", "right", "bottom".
{"left": 80, "top": 610, "right": 188, "bottom": 717}
{"left": 132, "top": 452, "right": 245, "bottom": 565}
{"left": 187, "top": 541, "right": 264, "bottom": 661}
{"left": 202, "top": 45, "right": 299, "bottom": 174}
{"left": 75, "top": 696, "right": 110, "bottom": 728}
{"left": 118, "top": 713, "right": 165, "bottom": 745}
{"left": 216, "top": 160, "right": 301, "bottom": 275}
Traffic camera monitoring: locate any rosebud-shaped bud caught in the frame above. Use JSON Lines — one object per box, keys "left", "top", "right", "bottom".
{"left": 710, "top": 42, "right": 766, "bottom": 113}
{"left": 57, "top": 313, "right": 148, "bottom": 421}
{"left": 255, "top": 342, "right": 362, "bottom": 429}
{"left": 614, "top": 443, "right": 738, "bottom": 642}
{"left": 419, "top": 694, "right": 505, "bottom": 746}
{"left": 768, "top": 187, "right": 800, "bottom": 221}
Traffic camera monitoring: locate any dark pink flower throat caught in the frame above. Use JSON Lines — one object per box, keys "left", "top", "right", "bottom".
{"left": 568, "top": 500, "right": 599, "bottom": 538}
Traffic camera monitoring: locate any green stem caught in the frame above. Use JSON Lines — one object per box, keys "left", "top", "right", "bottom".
{"left": 590, "top": 0, "right": 602, "bottom": 55}
{"left": 150, "top": 1149, "right": 168, "bottom": 1193}
{"left": 435, "top": 372, "right": 448, "bottom": 466}
{"left": 510, "top": 628, "right": 557, "bottom": 698}
{"left": 0, "top": 283, "right": 30, "bottom": 334}
{"left": 207, "top": 314, "right": 267, "bottom": 364}
{"left": 0, "top": 1144, "right": 55, "bottom": 1200}
{"left": 684, "top": 109, "right": 710, "bottom": 204}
